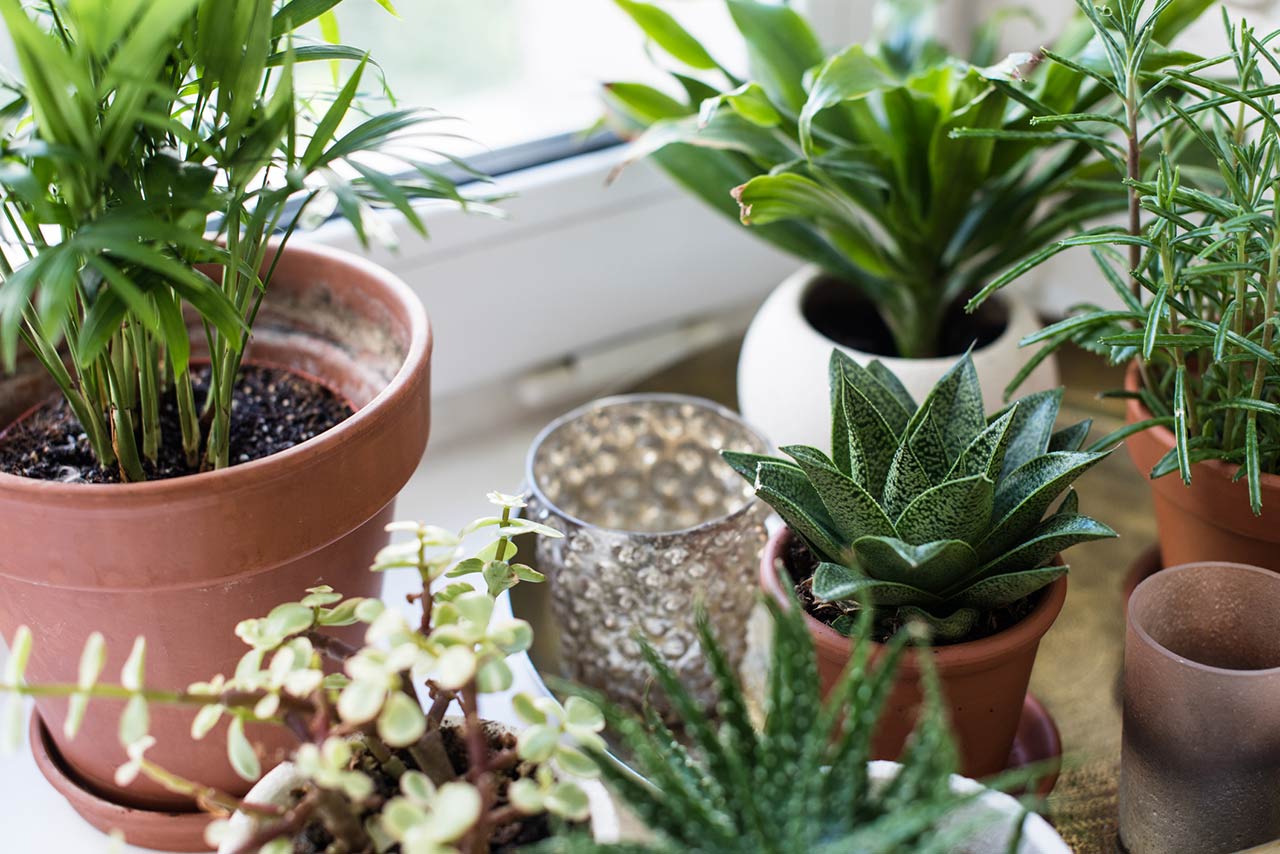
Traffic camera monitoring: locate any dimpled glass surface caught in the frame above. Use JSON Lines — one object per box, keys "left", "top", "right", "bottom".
{"left": 527, "top": 395, "right": 770, "bottom": 711}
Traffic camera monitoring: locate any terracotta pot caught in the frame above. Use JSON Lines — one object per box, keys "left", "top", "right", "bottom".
{"left": 0, "top": 242, "right": 431, "bottom": 821}
{"left": 217, "top": 719, "right": 622, "bottom": 853}
{"left": 760, "top": 527, "right": 1067, "bottom": 779}
{"left": 1123, "top": 363, "right": 1280, "bottom": 570}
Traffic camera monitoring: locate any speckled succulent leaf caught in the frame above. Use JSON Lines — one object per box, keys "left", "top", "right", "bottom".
{"left": 882, "top": 441, "right": 931, "bottom": 520}
{"left": 850, "top": 537, "right": 978, "bottom": 596}
{"left": 894, "top": 475, "right": 994, "bottom": 546}
{"left": 720, "top": 450, "right": 796, "bottom": 485}
{"left": 839, "top": 376, "right": 899, "bottom": 497}
{"left": 1048, "top": 418, "right": 1093, "bottom": 453}
{"left": 913, "top": 352, "right": 985, "bottom": 461}
{"left": 1056, "top": 487, "right": 1079, "bottom": 516}
{"left": 906, "top": 404, "right": 950, "bottom": 480}
{"left": 812, "top": 560, "right": 944, "bottom": 606}
{"left": 754, "top": 461, "right": 847, "bottom": 561}
{"left": 997, "top": 388, "right": 1063, "bottom": 480}
{"left": 896, "top": 605, "right": 978, "bottom": 642}
{"left": 971, "top": 513, "right": 1114, "bottom": 582}
{"left": 952, "top": 564, "right": 1067, "bottom": 610}
{"left": 834, "top": 389, "right": 867, "bottom": 484}
{"left": 981, "top": 451, "right": 1108, "bottom": 561}
{"left": 781, "top": 445, "right": 895, "bottom": 541}
{"left": 946, "top": 406, "right": 1017, "bottom": 482}
{"left": 866, "top": 359, "right": 919, "bottom": 421}
{"left": 833, "top": 351, "right": 913, "bottom": 435}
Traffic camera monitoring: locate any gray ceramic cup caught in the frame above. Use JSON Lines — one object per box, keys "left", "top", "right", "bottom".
{"left": 524, "top": 393, "right": 770, "bottom": 712}
{"left": 1120, "top": 562, "right": 1280, "bottom": 854}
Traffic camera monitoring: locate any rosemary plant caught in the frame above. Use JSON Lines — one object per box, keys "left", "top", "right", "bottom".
{"left": 606, "top": 0, "right": 1209, "bottom": 359}
{"left": 968, "top": 3, "right": 1280, "bottom": 512}
{"left": 0, "top": 492, "right": 602, "bottom": 854}
{"left": 0, "top": 0, "right": 481, "bottom": 481}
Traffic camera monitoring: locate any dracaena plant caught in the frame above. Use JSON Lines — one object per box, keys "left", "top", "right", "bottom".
{"left": 723, "top": 350, "right": 1115, "bottom": 641}
{"left": 0, "top": 492, "right": 603, "bottom": 854}
{"left": 968, "top": 4, "right": 1280, "bottom": 514}
{"left": 534, "top": 597, "right": 1042, "bottom": 854}
{"left": 605, "top": 0, "right": 1210, "bottom": 359}
{"left": 0, "top": 0, "right": 487, "bottom": 481}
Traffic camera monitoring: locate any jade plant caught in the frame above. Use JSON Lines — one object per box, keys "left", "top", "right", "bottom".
{"left": 0, "top": 0, "right": 484, "bottom": 480}
{"left": 724, "top": 350, "right": 1115, "bottom": 640}
{"left": 0, "top": 492, "right": 602, "bottom": 853}
{"left": 968, "top": 4, "right": 1280, "bottom": 513}
{"left": 605, "top": 0, "right": 1211, "bottom": 358}
{"left": 536, "top": 597, "right": 1040, "bottom": 853}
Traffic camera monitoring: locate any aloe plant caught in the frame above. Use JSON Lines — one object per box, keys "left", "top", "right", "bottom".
{"left": 536, "top": 597, "right": 1042, "bottom": 854}
{"left": 724, "top": 350, "right": 1115, "bottom": 641}
{"left": 0, "top": 0, "right": 484, "bottom": 481}
{"left": 606, "top": 0, "right": 1211, "bottom": 359}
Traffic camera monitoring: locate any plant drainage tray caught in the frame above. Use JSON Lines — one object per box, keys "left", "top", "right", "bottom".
{"left": 508, "top": 572, "right": 1063, "bottom": 798}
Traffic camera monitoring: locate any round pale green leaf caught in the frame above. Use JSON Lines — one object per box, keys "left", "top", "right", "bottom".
{"left": 400, "top": 770, "right": 436, "bottom": 804}
{"left": 434, "top": 646, "right": 476, "bottom": 691}
{"left": 382, "top": 797, "right": 428, "bottom": 837}
{"left": 554, "top": 744, "right": 599, "bottom": 778}
{"left": 227, "top": 716, "right": 261, "bottom": 782}
{"left": 508, "top": 778, "right": 544, "bottom": 814}
{"left": 338, "top": 679, "right": 386, "bottom": 724}
{"left": 453, "top": 591, "right": 495, "bottom": 626}
{"left": 301, "top": 588, "right": 343, "bottom": 607}
{"left": 355, "top": 598, "right": 386, "bottom": 622}
{"left": 429, "top": 782, "right": 482, "bottom": 842}
{"left": 77, "top": 632, "right": 106, "bottom": 691}
{"left": 5, "top": 626, "right": 31, "bottom": 685}
{"left": 118, "top": 695, "right": 149, "bottom": 748}
{"left": 517, "top": 724, "right": 559, "bottom": 764}
{"left": 511, "top": 563, "right": 546, "bottom": 583}
{"left": 378, "top": 690, "right": 427, "bottom": 747}
{"left": 319, "top": 598, "right": 362, "bottom": 627}
{"left": 259, "top": 838, "right": 292, "bottom": 854}
{"left": 474, "top": 658, "right": 512, "bottom": 693}
{"left": 120, "top": 637, "right": 146, "bottom": 692}
{"left": 488, "top": 618, "right": 533, "bottom": 655}
{"left": 545, "top": 781, "right": 591, "bottom": 821}
{"left": 191, "top": 704, "right": 223, "bottom": 740}
{"left": 265, "top": 603, "right": 314, "bottom": 641}
{"left": 511, "top": 692, "right": 546, "bottom": 725}
{"left": 563, "top": 696, "right": 604, "bottom": 731}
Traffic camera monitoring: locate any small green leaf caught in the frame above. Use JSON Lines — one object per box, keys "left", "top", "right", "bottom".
{"left": 555, "top": 744, "right": 600, "bottom": 778}
{"left": 5, "top": 626, "right": 31, "bottom": 685}
{"left": 475, "top": 658, "right": 513, "bottom": 693}
{"left": 615, "top": 0, "right": 719, "bottom": 70}
{"left": 119, "top": 695, "right": 149, "bottom": 748}
{"left": 191, "top": 704, "right": 223, "bottom": 740}
{"left": 509, "top": 778, "right": 544, "bottom": 814}
{"left": 338, "top": 679, "right": 386, "bottom": 724}
{"left": 512, "top": 693, "right": 546, "bottom": 725}
{"left": 265, "top": 602, "right": 315, "bottom": 642}
{"left": 120, "top": 637, "right": 146, "bottom": 692}
{"left": 517, "top": 723, "right": 560, "bottom": 763}
{"left": 227, "top": 716, "right": 261, "bottom": 782}
{"left": 378, "top": 690, "right": 427, "bottom": 748}
{"left": 77, "top": 633, "right": 106, "bottom": 690}
{"left": 545, "top": 781, "right": 592, "bottom": 821}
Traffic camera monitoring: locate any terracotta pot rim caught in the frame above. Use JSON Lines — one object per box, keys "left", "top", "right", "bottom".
{"left": 524, "top": 392, "right": 771, "bottom": 539}
{"left": 761, "top": 526, "right": 1068, "bottom": 673}
{"left": 0, "top": 241, "right": 430, "bottom": 501}
{"left": 790, "top": 264, "right": 1028, "bottom": 368}
{"left": 1129, "top": 560, "right": 1280, "bottom": 678}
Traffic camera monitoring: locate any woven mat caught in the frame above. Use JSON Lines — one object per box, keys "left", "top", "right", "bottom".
{"left": 630, "top": 341, "right": 1146, "bottom": 851}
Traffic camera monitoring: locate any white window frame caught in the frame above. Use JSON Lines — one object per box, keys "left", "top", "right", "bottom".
{"left": 307, "top": 0, "right": 894, "bottom": 428}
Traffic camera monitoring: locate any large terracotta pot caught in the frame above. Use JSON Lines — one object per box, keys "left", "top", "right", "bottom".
{"left": 760, "top": 527, "right": 1067, "bottom": 779}
{"left": 1123, "top": 363, "right": 1280, "bottom": 570}
{"left": 0, "top": 242, "right": 431, "bottom": 822}
{"left": 736, "top": 266, "right": 1058, "bottom": 452}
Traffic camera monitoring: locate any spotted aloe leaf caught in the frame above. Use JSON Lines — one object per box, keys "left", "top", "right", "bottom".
{"left": 781, "top": 445, "right": 895, "bottom": 541}
{"left": 866, "top": 359, "right": 918, "bottom": 422}
{"left": 721, "top": 450, "right": 795, "bottom": 485}
{"left": 981, "top": 451, "right": 1109, "bottom": 561}
{"left": 897, "top": 605, "right": 978, "bottom": 642}
{"left": 947, "top": 406, "right": 1016, "bottom": 482}
{"left": 952, "top": 565, "right": 1068, "bottom": 610}
{"left": 912, "top": 352, "right": 985, "bottom": 462}
{"left": 997, "top": 388, "right": 1063, "bottom": 480}
{"left": 1049, "top": 418, "right": 1093, "bottom": 453}
{"left": 812, "top": 561, "right": 943, "bottom": 606}
{"left": 754, "top": 461, "right": 847, "bottom": 562}
{"left": 850, "top": 537, "right": 977, "bottom": 596}
{"left": 881, "top": 442, "right": 931, "bottom": 520}
{"left": 839, "top": 376, "right": 899, "bottom": 497}
{"left": 968, "top": 512, "right": 1113, "bottom": 584}
{"left": 894, "top": 475, "right": 994, "bottom": 546}
{"left": 831, "top": 349, "right": 913, "bottom": 435}
{"left": 906, "top": 404, "right": 949, "bottom": 480}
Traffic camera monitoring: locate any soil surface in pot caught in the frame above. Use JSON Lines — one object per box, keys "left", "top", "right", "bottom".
{"left": 289, "top": 724, "right": 566, "bottom": 853}
{"left": 0, "top": 365, "right": 352, "bottom": 483}
{"left": 803, "top": 276, "right": 1008, "bottom": 359}
{"left": 785, "top": 536, "right": 1038, "bottom": 644}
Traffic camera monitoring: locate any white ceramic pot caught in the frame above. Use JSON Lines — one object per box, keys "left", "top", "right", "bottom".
{"left": 217, "top": 720, "right": 620, "bottom": 853}
{"left": 737, "top": 265, "right": 1059, "bottom": 452}
{"left": 867, "top": 761, "right": 1070, "bottom": 854}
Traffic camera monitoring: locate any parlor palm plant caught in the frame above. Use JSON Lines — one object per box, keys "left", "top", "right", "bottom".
{"left": 606, "top": 0, "right": 1211, "bottom": 359}
{"left": 0, "top": 0, "right": 480, "bottom": 480}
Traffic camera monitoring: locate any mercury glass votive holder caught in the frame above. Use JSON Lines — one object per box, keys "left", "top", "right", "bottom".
{"left": 524, "top": 393, "right": 770, "bottom": 712}
{"left": 1120, "top": 562, "right": 1280, "bottom": 854}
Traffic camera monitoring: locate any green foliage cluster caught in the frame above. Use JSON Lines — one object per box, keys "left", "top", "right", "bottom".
{"left": 724, "top": 351, "right": 1114, "bottom": 641}
{"left": 0, "top": 0, "right": 484, "bottom": 480}
{"left": 973, "top": 3, "right": 1280, "bottom": 513}
{"left": 537, "top": 597, "right": 1038, "bottom": 854}
{"left": 606, "top": 0, "right": 1210, "bottom": 358}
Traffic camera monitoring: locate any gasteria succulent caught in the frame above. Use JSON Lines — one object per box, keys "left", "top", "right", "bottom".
{"left": 0, "top": 492, "right": 603, "bottom": 854}
{"left": 535, "top": 597, "right": 1042, "bottom": 854}
{"left": 724, "top": 350, "right": 1115, "bottom": 640}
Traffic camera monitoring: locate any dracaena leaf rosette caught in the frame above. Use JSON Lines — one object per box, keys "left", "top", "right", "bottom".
{"left": 605, "top": 0, "right": 1211, "bottom": 360}
{"left": 725, "top": 350, "right": 1115, "bottom": 641}
{"left": 533, "top": 597, "right": 1044, "bottom": 854}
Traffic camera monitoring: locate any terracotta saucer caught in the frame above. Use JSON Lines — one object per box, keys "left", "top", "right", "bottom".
{"left": 1009, "top": 693, "right": 1062, "bottom": 799}
{"left": 1122, "top": 544, "right": 1163, "bottom": 604}
{"left": 30, "top": 713, "right": 213, "bottom": 852}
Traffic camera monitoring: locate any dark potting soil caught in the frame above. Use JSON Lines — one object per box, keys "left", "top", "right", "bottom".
{"left": 0, "top": 365, "right": 352, "bottom": 483}
{"left": 784, "top": 535, "right": 1038, "bottom": 645}
{"left": 802, "top": 276, "right": 1008, "bottom": 359}
{"left": 290, "top": 725, "right": 561, "bottom": 854}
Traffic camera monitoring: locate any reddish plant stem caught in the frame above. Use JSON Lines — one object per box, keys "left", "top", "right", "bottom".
{"left": 460, "top": 683, "right": 494, "bottom": 854}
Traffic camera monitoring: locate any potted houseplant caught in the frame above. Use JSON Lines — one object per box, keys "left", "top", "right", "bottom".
{"left": 3, "top": 493, "right": 619, "bottom": 851}
{"left": 723, "top": 349, "right": 1114, "bottom": 778}
{"left": 536, "top": 594, "right": 1070, "bottom": 853}
{"left": 0, "top": 0, "right": 487, "bottom": 810}
{"left": 606, "top": 0, "right": 1211, "bottom": 451}
{"left": 968, "top": 4, "right": 1280, "bottom": 572}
